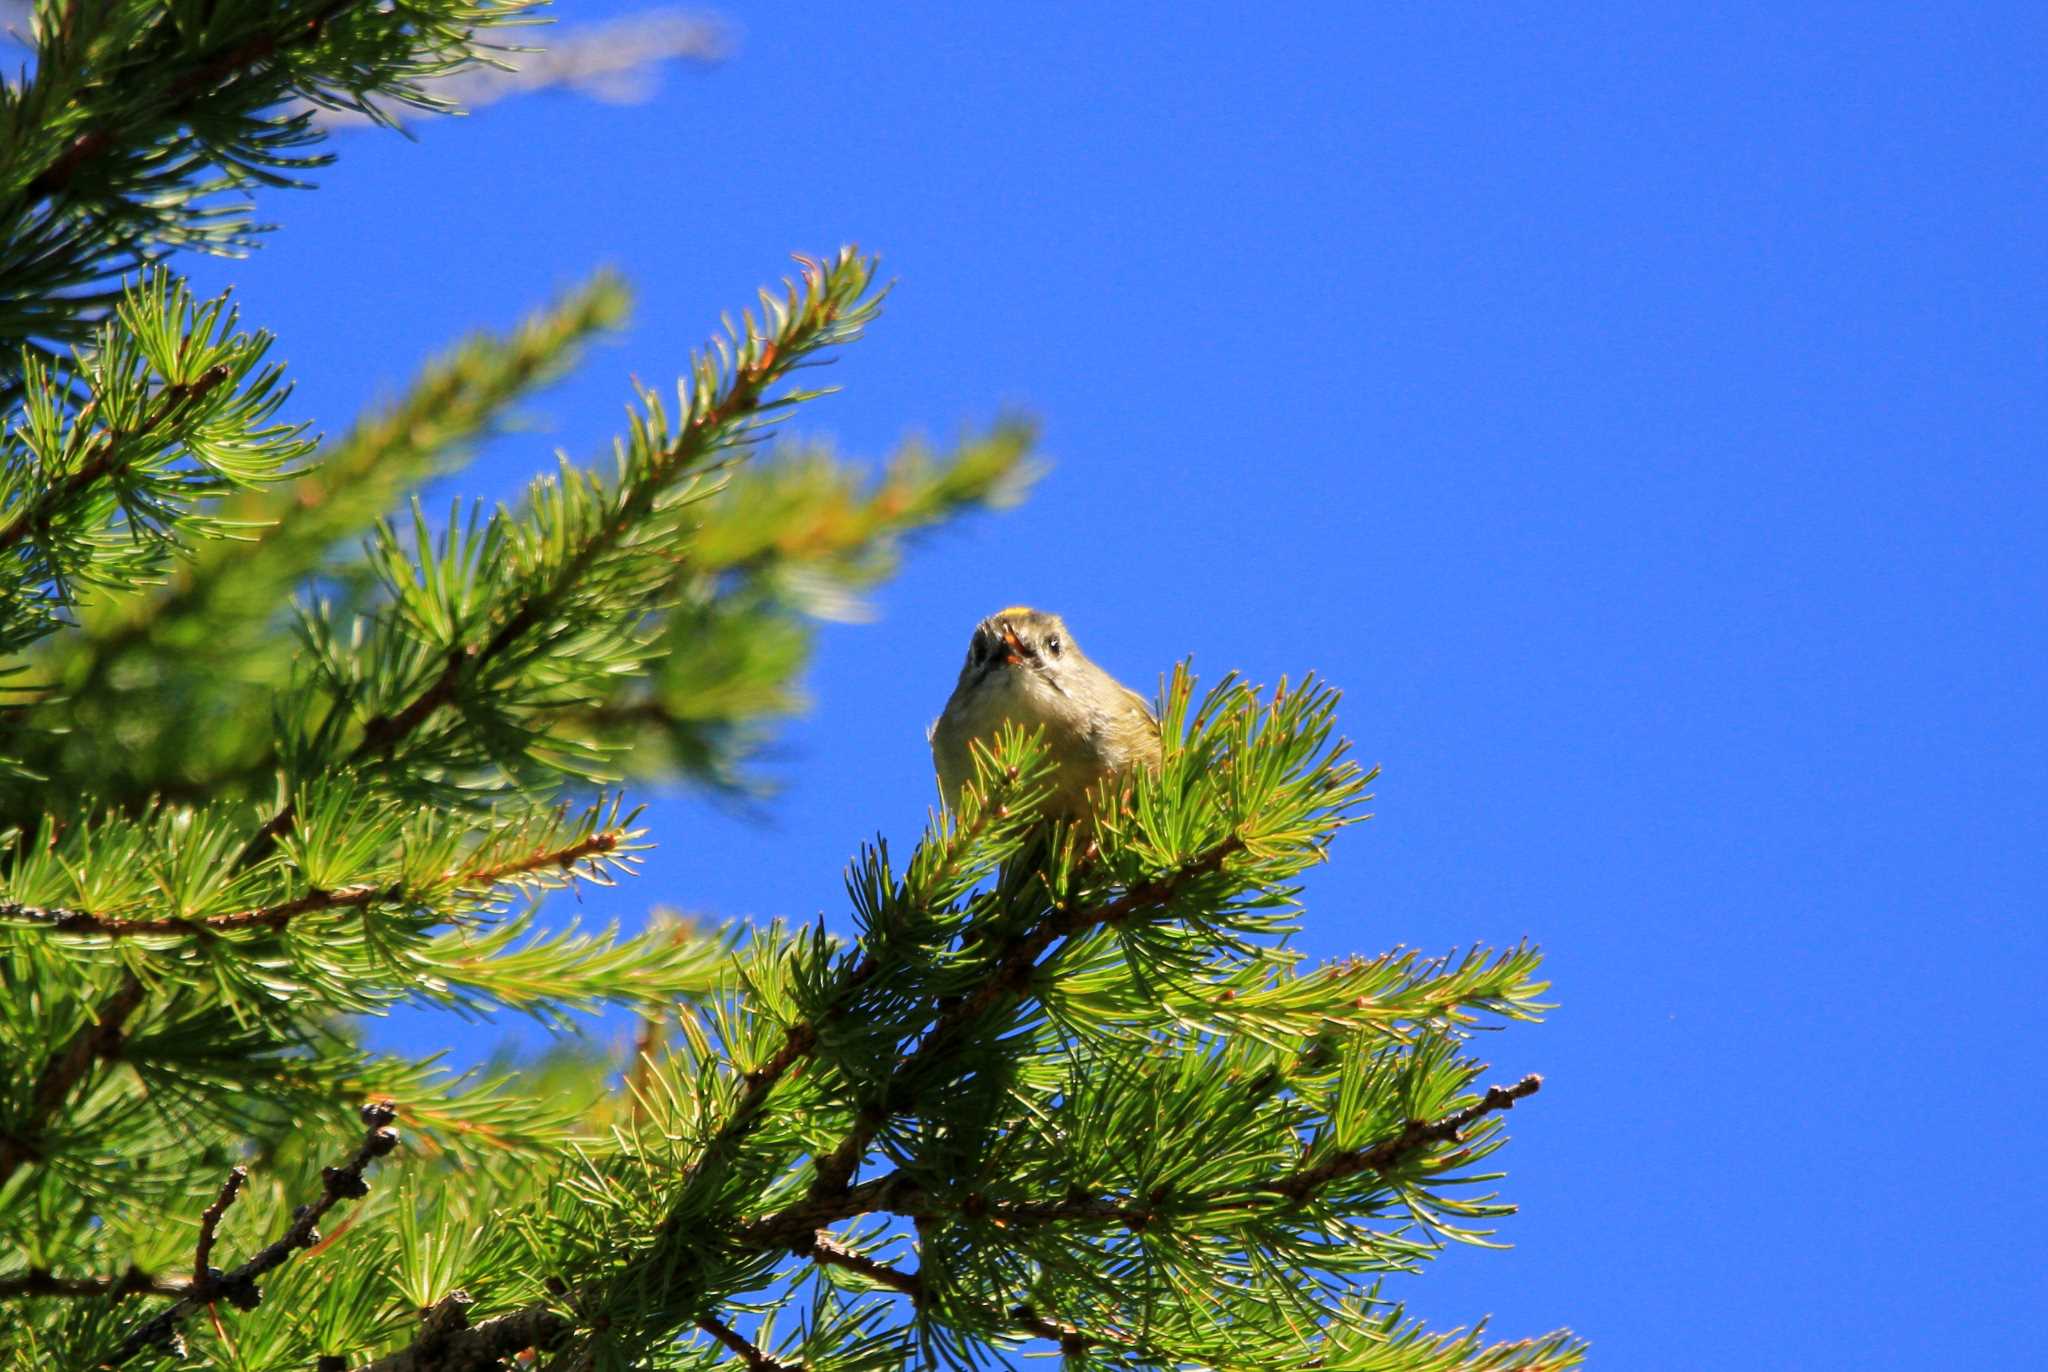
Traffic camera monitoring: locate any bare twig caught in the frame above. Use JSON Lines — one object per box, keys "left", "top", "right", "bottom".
{"left": 191, "top": 1165, "right": 249, "bottom": 1281}
{"left": 105, "top": 1101, "right": 402, "bottom": 1365}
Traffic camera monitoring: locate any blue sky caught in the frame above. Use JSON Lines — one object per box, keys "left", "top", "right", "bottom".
{"left": 180, "top": 3, "right": 2045, "bottom": 1364}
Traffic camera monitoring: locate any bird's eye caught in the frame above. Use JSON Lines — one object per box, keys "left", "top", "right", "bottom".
{"left": 1044, "top": 635, "right": 1062, "bottom": 656}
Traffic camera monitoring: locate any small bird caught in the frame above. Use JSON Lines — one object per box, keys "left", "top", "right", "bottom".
{"left": 930, "top": 607, "right": 1162, "bottom": 821}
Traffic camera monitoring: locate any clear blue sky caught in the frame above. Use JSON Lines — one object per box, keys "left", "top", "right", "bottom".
{"left": 182, "top": 3, "right": 2045, "bottom": 1365}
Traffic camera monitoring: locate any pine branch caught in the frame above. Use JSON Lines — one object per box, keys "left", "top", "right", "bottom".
{"left": 588, "top": 758, "right": 1044, "bottom": 1244}
{"left": 695, "top": 1313, "right": 802, "bottom": 1372}
{"left": 103, "top": 1100, "right": 402, "bottom": 1366}
{"left": 708, "top": 1079, "right": 1546, "bottom": 1365}
{"left": 1009, "top": 1302, "right": 1095, "bottom": 1362}
{"left": 0, "top": 0, "right": 539, "bottom": 374}
{"left": 2, "top": 828, "right": 625, "bottom": 939}
{"left": 526, "top": 704, "right": 1354, "bottom": 1364}
{"left": 300, "top": 694, "right": 1542, "bottom": 1370}
{"left": 346, "top": 271, "right": 862, "bottom": 766}
{"left": 16, "top": 0, "right": 361, "bottom": 204}
{"left": 0, "top": 273, "right": 312, "bottom": 663}
{"left": 457, "top": 828, "right": 628, "bottom": 887}
{"left": 820, "top": 1075, "right": 1546, "bottom": 1235}
{"left": 0, "top": 363, "right": 230, "bottom": 552}
{"left": 237, "top": 251, "right": 882, "bottom": 863}
{"left": 803, "top": 1232, "right": 923, "bottom": 1301}
{"left": 346, "top": 1292, "right": 568, "bottom": 1372}
{"left": 708, "top": 760, "right": 1041, "bottom": 1136}
{"left": 1269, "top": 1074, "right": 1544, "bottom": 1202}
{"left": 348, "top": 1305, "right": 572, "bottom": 1372}
{"left": 39, "top": 272, "right": 630, "bottom": 749}
{"left": 806, "top": 835, "right": 1247, "bottom": 1200}
{"left": 25, "top": 0, "right": 285, "bottom": 202}
{"left": 0, "top": 970, "right": 145, "bottom": 1185}
{"left": 2, "top": 884, "right": 384, "bottom": 937}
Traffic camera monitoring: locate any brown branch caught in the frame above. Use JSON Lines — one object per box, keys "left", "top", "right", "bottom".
{"left": 350, "top": 1291, "right": 484, "bottom": 1372}
{"left": 695, "top": 1312, "right": 802, "bottom": 1372}
{"left": 191, "top": 1164, "right": 249, "bottom": 1280}
{"left": 412, "top": 1291, "right": 477, "bottom": 1344}
{"left": 1020, "top": 1074, "right": 1542, "bottom": 1222}
{"left": 105, "top": 1101, "right": 401, "bottom": 1366}
{"left": 726, "top": 1173, "right": 899, "bottom": 1253}
{"left": 0, "top": 363, "right": 231, "bottom": 554}
{"left": 455, "top": 828, "right": 622, "bottom": 887}
{"left": 1270, "top": 1073, "right": 1544, "bottom": 1202}
{"left": 5, "top": 827, "right": 627, "bottom": 940}
{"left": 0, "top": 1267, "right": 188, "bottom": 1301}
{"left": 1010, "top": 1303, "right": 1093, "bottom": 1361}
{"left": 0, "top": 971, "right": 145, "bottom": 1185}
{"left": 778, "top": 1078, "right": 1545, "bottom": 1242}
{"left": 233, "top": 798, "right": 301, "bottom": 869}
{"left": 0, "top": 831, "right": 623, "bottom": 1194}
{"left": 802, "top": 1232, "right": 922, "bottom": 1301}
{"left": 1, "top": 885, "right": 386, "bottom": 938}
{"left": 982, "top": 1192, "right": 1146, "bottom": 1228}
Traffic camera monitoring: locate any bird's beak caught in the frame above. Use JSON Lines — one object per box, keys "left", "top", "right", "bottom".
{"left": 999, "top": 623, "right": 1028, "bottom": 665}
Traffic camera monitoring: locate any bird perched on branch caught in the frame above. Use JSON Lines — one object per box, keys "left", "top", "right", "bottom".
{"left": 931, "top": 607, "right": 1161, "bottom": 822}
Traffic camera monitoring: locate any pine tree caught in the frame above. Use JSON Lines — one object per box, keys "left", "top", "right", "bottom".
{"left": 0, "top": 3, "right": 1581, "bottom": 1368}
